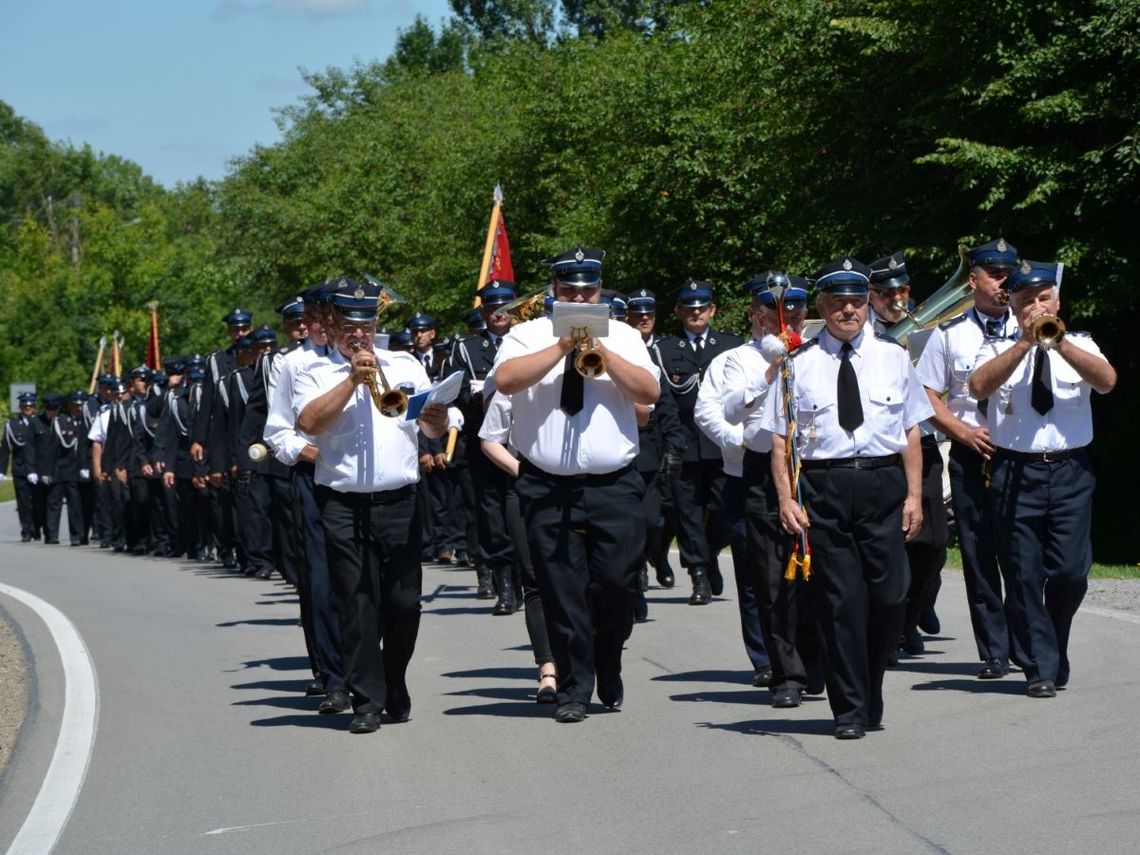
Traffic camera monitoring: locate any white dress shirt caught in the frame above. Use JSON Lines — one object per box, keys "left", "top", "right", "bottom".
{"left": 264, "top": 339, "right": 326, "bottom": 466}
{"left": 87, "top": 408, "right": 111, "bottom": 444}
{"left": 694, "top": 348, "right": 745, "bottom": 477}
{"left": 759, "top": 328, "right": 934, "bottom": 459}
{"left": 972, "top": 331, "right": 1103, "bottom": 453}
{"left": 722, "top": 340, "right": 777, "bottom": 453}
{"left": 478, "top": 393, "right": 517, "bottom": 454}
{"left": 491, "top": 315, "right": 659, "bottom": 476}
{"left": 915, "top": 308, "right": 1016, "bottom": 429}
{"left": 294, "top": 348, "right": 431, "bottom": 492}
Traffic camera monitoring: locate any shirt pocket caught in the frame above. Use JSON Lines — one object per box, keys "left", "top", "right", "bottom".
{"left": 795, "top": 396, "right": 833, "bottom": 448}
{"left": 868, "top": 386, "right": 904, "bottom": 415}
{"left": 1052, "top": 360, "right": 1084, "bottom": 406}
{"left": 950, "top": 357, "right": 973, "bottom": 398}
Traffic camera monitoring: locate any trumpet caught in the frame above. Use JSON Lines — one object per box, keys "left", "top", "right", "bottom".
{"left": 248, "top": 442, "right": 269, "bottom": 462}
{"left": 571, "top": 325, "right": 606, "bottom": 378}
{"left": 350, "top": 340, "right": 408, "bottom": 417}
{"left": 1033, "top": 314, "right": 1066, "bottom": 349}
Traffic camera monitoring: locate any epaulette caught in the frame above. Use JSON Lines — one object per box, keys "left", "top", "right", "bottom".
{"left": 938, "top": 314, "right": 970, "bottom": 331}
{"left": 1068, "top": 330, "right": 1091, "bottom": 338}
{"left": 788, "top": 337, "right": 819, "bottom": 358}
{"left": 874, "top": 331, "right": 907, "bottom": 349}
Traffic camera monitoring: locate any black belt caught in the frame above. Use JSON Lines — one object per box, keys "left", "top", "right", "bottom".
{"left": 993, "top": 446, "right": 1087, "bottom": 464}
{"left": 319, "top": 483, "right": 415, "bottom": 504}
{"left": 801, "top": 454, "right": 901, "bottom": 471}
{"left": 519, "top": 458, "right": 633, "bottom": 483}
{"left": 743, "top": 449, "right": 772, "bottom": 469}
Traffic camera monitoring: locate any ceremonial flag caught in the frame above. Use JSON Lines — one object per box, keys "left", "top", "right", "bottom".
{"left": 146, "top": 301, "right": 162, "bottom": 370}
{"left": 474, "top": 185, "right": 513, "bottom": 305}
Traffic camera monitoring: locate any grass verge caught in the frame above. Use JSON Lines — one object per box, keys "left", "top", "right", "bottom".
{"left": 945, "top": 546, "right": 1140, "bottom": 580}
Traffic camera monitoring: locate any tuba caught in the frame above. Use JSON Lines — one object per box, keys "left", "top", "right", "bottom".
{"left": 499, "top": 288, "right": 550, "bottom": 323}
{"left": 886, "top": 243, "right": 974, "bottom": 346}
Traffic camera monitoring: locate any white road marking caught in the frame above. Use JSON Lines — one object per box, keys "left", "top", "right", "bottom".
{"left": 0, "top": 582, "right": 99, "bottom": 855}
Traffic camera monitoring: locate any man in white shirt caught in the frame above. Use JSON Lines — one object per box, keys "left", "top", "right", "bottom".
{"left": 494, "top": 247, "right": 660, "bottom": 723}
{"left": 969, "top": 260, "right": 1115, "bottom": 698}
{"left": 296, "top": 278, "right": 448, "bottom": 734}
{"left": 762, "top": 257, "right": 933, "bottom": 739}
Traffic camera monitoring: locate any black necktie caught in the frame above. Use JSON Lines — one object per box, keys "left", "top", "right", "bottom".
{"left": 692, "top": 335, "right": 704, "bottom": 358}
{"left": 560, "top": 352, "right": 584, "bottom": 415}
{"left": 985, "top": 319, "right": 1001, "bottom": 337}
{"left": 837, "top": 342, "right": 863, "bottom": 431}
{"left": 1031, "top": 348, "right": 1054, "bottom": 415}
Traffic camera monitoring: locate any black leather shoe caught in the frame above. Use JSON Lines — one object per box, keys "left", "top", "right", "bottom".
{"left": 385, "top": 699, "right": 411, "bottom": 723}
{"left": 688, "top": 572, "right": 711, "bottom": 606}
{"left": 805, "top": 673, "right": 826, "bottom": 695}
{"left": 886, "top": 647, "right": 900, "bottom": 667}
{"left": 708, "top": 567, "right": 724, "bottom": 597}
{"left": 555, "top": 702, "right": 587, "bottom": 723}
{"left": 255, "top": 566, "right": 273, "bottom": 580}
{"left": 835, "top": 723, "right": 866, "bottom": 740}
{"left": 305, "top": 682, "right": 326, "bottom": 697}
{"left": 902, "top": 625, "right": 925, "bottom": 656}
{"left": 44, "top": 538, "right": 60, "bottom": 545}
{"left": 475, "top": 567, "right": 495, "bottom": 600}
{"left": 918, "top": 605, "right": 940, "bottom": 635}
{"left": 655, "top": 563, "right": 675, "bottom": 589}
{"left": 1027, "top": 679, "right": 1056, "bottom": 698}
{"left": 318, "top": 690, "right": 350, "bottom": 714}
{"left": 977, "top": 658, "right": 1009, "bottom": 679}
{"left": 597, "top": 673, "right": 623, "bottom": 709}
{"left": 349, "top": 713, "right": 381, "bottom": 733}
{"left": 772, "top": 688, "right": 802, "bottom": 709}
{"left": 752, "top": 667, "right": 773, "bottom": 688}
{"left": 454, "top": 551, "right": 470, "bottom": 567}
{"left": 632, "top": 594, "right": 648, "bottom": 623}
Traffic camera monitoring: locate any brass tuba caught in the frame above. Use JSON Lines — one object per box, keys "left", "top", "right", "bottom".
{"left": 886, "top": 243, "right": 974, "bottom": 346}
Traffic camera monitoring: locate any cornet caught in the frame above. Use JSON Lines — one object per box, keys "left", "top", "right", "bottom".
{"left": 1033, "top": 314, "right": 1066, "bottom": 349}
{"left": 571, "top": 325, "right": 606, "bottom": 378}
{"left": 350, "top": 340, "right": 409, "bottom": 417}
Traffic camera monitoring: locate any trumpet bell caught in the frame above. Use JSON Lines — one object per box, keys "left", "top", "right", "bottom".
{"left": 380, "top": 389, "right": 409, "bottom": 418}
{"left": 1034, "top": 314, "right": 1066, "bottom": 349}
{"left": 575, "top": 349, "right": 606, "bottom": 378}
{"left": 248, "top": 443, "right": 268, "bottom": 462}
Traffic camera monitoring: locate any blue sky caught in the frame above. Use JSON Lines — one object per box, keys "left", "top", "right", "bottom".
{"left": 1, "top": 0, "right": 453, "bottom": 187}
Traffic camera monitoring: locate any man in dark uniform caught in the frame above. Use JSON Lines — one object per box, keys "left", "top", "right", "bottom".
{"left": 868, "top": 252, "right": 950, "bottom": 658}
{"left": 2, "top": 392, "right": 42, "bottom": 541}
{"left": 148, "top": 356, "right": 186, "bottom": 556}
{"left": 917, "top": 238, "right": 1022, "bottom": 678}
{"left": 157, "top": 359, "right": 208, "bottom": 559}
{"left": 448, "top": 282, "right": 518, "bottom": 606}
{"left": 33, "top": 392, "right": 85, "bottom": 545}
{"left": 495, "top": 247, "right": 660, "bottom": 722}
{"left": 970, "top": 260, "right": 1116, "bottom": 697}
{"left": 626, "top": 288, "right": 684, "bottom": 592}
{"left": 764, "top": 257, "right": 933, "bottom": 739}
{"left": 82, "top": 376, "right": 115, "bottom": 544}
{"left": 190, "top": 309, "right": 251, "bottom": 569}
{"left": 651, "top": 281, "right": 743, "bottom": 604}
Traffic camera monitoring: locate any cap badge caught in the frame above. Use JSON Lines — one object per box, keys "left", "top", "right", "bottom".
{"left": 888, "top": 258, "right": 899, "bottom": 270}
{"left": 689, "top": 282, "right": 697, "bottom": 290}
{"left": 574, "top": 248, "right": 585, "bottom": 263}
{"left": 843, "top": 259, "right": 853, "bottom": 271}
{"left": 997, "top": 239, "right": 1008, "bottom": 252}
{"left": 354, "top": 284, "right": 364, "bottom": 299}
{"left": 1020, "top": 260, "right": 1031, "bottom": 274}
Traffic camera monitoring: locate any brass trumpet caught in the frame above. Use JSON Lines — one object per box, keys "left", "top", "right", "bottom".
{"left": 350, "top": 340, "right": 409, "bottom": 417}
{"left": 571, "top": 325, "right": 606, "bottom": 378}
{"left": 1033, "top": 314, "right": 1066, "bottom": 349}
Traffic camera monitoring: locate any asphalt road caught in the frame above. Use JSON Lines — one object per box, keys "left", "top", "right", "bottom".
{"left": 2, "top": 507, "right": 1139, "bottom": 854}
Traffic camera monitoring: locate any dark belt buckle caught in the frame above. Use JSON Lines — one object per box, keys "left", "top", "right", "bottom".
{"left": 852, "top": 457, "right": 869, "bottom": 470}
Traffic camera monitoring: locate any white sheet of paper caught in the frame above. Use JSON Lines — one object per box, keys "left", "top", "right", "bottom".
{"left": 552, "top": 302, "right": 611, "bottom": 339}
{"left": 402, "top": 371, "right": 463, "bottom": 421}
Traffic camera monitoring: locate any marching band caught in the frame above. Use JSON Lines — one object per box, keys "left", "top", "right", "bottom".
{"left": 0, "top": 239, "right": 1117, "bottom": 737}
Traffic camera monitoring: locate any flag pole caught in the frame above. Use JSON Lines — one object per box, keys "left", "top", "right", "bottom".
{"left": 88, "top": 336, "right": 107, "bottom": 395}
{"left": 474, "top": 185, "right": 504, "bottom": 307}
{"left": 147, "top": 300, "right": 161, "bottom": 369}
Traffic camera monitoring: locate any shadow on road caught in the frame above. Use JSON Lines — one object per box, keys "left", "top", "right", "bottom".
{"left": 233, "top": 655, "right": 311, "bottom": 672}
{"left": 233, "top": 694, "right": 319, "bottom": 711}
{"left": 249, "top": 714, "right": 347, "bottom": 730}
{"left": 442, "top": 700, "right": 552, "bottom": 718}
{"left": 231, "top": 678, "right": 315, "bottom": 693}
{"left": 699, "top": 717, "right": 837, "bottom": 737}
{"left": 909, "top": 678, "right": 1028, "bottom": 695}
{"left": 216, "top": 617, "right": 301, "bottom": 627}
{"left": 441, "top": 666, "right": 534, "bottom": 681}
{"left": 444, "top": 685, "right": 535, "bottom": 702}
{"left": 423, "top": 606, "right": 494, "bottom": 616}
{"left": 651, "top": 669, "right": 757, "bottom": 684}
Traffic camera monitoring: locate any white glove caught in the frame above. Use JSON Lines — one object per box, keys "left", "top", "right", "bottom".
{"left": 79, "top": 468, "right": 90, "bottom": 480}
{"left": 42, "top": 475, "right": 53, "bottom": 486}
{"left": 27, "top": 473, "right": 39, "bottom": 485}
{"left": 469, "top": 379, "right": 485, "bottom": 396}
{"left": 0, "top": 473, "right": 7, "bottom": 482}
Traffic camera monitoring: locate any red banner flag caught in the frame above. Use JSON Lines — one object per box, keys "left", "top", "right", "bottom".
{"left": 145, "top": 301, "right": 161, "bottom": 370}
{"left": 487, "top": 214, "right": 514, "bottom": 285}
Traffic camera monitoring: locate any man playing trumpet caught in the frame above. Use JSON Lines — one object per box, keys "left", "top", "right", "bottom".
{"left": 493, "top": 247, "right": 659, "bottom": 723}
{"left": 969, "top": 260, "right": 1116, "bottom": 699}
{"left": 295, "top": 278, "right": 449, "bottom": 734}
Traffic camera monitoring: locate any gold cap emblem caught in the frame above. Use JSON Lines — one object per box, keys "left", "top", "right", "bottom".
{"left": 1019, "top": 260, "right": 1031, "bottom": 274}
{"left": 997, "top": 239, "right": 1007, "bottom": 252}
